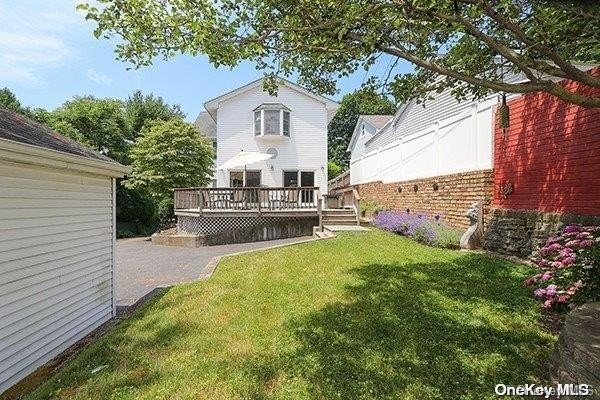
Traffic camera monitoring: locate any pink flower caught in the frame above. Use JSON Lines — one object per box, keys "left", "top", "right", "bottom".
{"left": 576, "top": 232, "right": 591, "bottom": 239}
{"left": 564, "top": 240, "right": 581, "bottom": 248}
{"left": 543, "top": 299, "right": 554, "bottom": 308}
{"left": 534, "top": 288, "right": 546, "bottom": 297}
{"left": 541, "top": 271, "right": 554, "bottom": 281}
{"left": 562, "top": 256, "right": 576, "bottom": 267}
{"left": 566, "top": 285, "right": 579, "bottom": 296}
{"left": 550, "top": 261, "right": 563, "bottom": 269}
{"left": 579, "top": 239, "right": 594, "bottom": 248}
{"left": 559, "top": 248, "right": 574, "bottom": 258}
{"left": 557, "top": 295, "right": 570, "bottom": 303}
{"left": 545, "top": 284, "right": 557, "bottom": 296}
{"left": 563, "top": 225, "right": 582, "bottom": 234}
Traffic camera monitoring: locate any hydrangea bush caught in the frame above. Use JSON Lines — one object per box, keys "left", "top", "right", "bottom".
{"left": 372, "top": 211, "right": 461, "bottom": 248}
{"left": 525, "top": 225, "right": 600, "bottom": 311}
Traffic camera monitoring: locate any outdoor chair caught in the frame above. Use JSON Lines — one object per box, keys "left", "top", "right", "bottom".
{"left": 258, "top": 186, "right": 271, "bottom": 210}
{"left": 231, "top": 188, "right": 247, "bottom": 209}
{"left": 282, "top": 186, "right": 300, "bottom": 208}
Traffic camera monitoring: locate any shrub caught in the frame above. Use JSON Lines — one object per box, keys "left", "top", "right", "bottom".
{"left": 116, "top": 229, "right": 136, "bottom": 239}
{"left": 156, "top": 197, "right": 175, "bottom": 229}
{"left": 360, "top": 200, "right": 384, "bottom": 218}
{"left": 115, "top": 181, "right": 156, "bottom": 225}
{"left": 524, "top": 224, "right": 600, "bottom": 311}
{"left": 372, "top": 211, "right": 461, "bottom": 248}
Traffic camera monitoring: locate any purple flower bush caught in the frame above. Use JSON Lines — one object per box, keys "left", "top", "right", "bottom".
{"left": 373, "top": 211, "right": 460, "bottom": 248}
{"left": 524, "top": 224, "right": 600, "bottom": 311}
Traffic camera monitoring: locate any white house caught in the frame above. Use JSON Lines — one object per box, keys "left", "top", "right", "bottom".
{"left": 0, "top": 106, "right": 129, "bottom": 395}
{"left": 196, "top": 77, "right": 339, "bottom": 194}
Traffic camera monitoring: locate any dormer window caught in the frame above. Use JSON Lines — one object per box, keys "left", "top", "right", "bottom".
{"left": 254, "top": 104, "right": 291, "bottom": 138}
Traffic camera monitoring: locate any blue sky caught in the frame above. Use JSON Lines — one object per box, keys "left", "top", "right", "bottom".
{"left": 1, "top": 0, "right": 413, "bottom": 121}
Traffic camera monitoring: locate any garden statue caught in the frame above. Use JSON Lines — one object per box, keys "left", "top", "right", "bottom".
{"left": 460, "top": 201, "right": 483, "bottom": 250}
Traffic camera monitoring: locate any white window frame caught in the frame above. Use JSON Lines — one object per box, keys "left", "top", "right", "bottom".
{"left": 282, "top": 169, "right": 316, "bottom": 187}
{"left": 254, "top": 106, "right": 291, "bottom": 137}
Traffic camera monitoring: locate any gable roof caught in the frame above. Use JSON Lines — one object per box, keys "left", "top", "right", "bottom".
{"left": 346, "top": 114, "right": 394, "bottom": 152}
{"left": 203, "top": 77, "right": 340, "bottom": 121}
{"left": 362, "top": 115, "right": 394, "bottom": 130}
{"left": 0, "top": 105, "right": 129, "bottom": 176}
{"left": 194, "top": 111, "right": 216, "bottom": 138}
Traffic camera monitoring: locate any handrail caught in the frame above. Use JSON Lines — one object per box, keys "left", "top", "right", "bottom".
{"left": 328, "top": 170, "right": 350, "bottom": 192}
{"left": 174, "top": 186, "right": 318, "bottom": 191}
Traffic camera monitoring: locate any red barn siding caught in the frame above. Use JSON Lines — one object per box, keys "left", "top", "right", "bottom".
{"left": 493, "top": 69, "right": 600, "bottom": 215}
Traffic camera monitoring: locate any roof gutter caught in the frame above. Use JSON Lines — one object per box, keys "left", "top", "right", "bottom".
{"left": 0, "top": 138, "right": 131, "bottom": 178}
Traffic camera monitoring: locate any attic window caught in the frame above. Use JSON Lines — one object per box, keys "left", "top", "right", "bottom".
{"left": 253, "top": 104, "right": 290, "bottom": 137}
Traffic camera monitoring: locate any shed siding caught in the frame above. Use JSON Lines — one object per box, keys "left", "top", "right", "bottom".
{"left": 0, "top": 161, "right": 114, "bottom": 394}
{"left": 215, "top": 84, "right": 329, "bottom": 193}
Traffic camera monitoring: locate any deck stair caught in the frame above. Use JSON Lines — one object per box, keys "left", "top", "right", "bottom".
{"left": 321, "top": 207, "right": 358, "bottom": 226}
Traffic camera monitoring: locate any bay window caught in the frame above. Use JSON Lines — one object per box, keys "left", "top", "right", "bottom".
{"left": 253, "top": 104, "right": 291, "bottom": 137}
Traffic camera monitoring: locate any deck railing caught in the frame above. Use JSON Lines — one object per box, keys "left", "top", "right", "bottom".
{"left": 328, "top": 170, "right": 350, "bottom": 193}
{"left": 174, "top": 187, "right": 321, "bottom": 213}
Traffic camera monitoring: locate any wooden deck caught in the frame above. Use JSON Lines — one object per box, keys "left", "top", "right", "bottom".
{"left": 174, "top": 187, "right": 321, "bottom": 217}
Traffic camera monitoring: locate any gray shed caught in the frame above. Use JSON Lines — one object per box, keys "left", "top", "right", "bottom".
{"left": 0, "top": 106, "right": 130, "bottom": 394}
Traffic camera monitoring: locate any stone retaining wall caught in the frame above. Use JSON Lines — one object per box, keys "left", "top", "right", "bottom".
{"left": 549, "top": 302, "right": 600, "bottom": 398}
{"left": 484, "top": 209, "right": 600, "bottom": 257}
{"left": 353, "top": 170, "right": 493, "bottom": 230}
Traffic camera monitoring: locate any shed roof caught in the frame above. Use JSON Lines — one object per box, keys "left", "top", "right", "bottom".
{"left": 0, "top": 105, "right": 119, "bottom": 164}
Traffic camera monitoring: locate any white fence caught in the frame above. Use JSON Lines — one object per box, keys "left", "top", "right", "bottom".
{"left": 350, "top": 98, "right": 495, "bottom": 185}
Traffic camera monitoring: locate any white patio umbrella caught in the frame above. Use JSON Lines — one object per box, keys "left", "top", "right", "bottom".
{"left": 217, "top": 150, "right": 274, "bottom": 185}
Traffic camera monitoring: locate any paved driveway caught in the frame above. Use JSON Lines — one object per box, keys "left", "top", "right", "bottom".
{"left": 115, "top": 236, "right": 311, "bottom": 307}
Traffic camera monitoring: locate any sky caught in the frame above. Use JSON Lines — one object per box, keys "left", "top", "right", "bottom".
{"left": 0, "top": 0, "right": 413, "bottom": 122}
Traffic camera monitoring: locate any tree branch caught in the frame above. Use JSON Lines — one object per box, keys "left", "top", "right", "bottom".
{"left": 472, "top": 0, "right": 600, "bottom": 88}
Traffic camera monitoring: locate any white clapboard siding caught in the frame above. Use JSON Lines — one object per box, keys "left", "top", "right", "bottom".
{"left": 0, "top": 161, "right": 115, "bottom": 394}
{"left": 350, "top": 98, "right": 496, "bottom": 185}
{"left": 215, "top": 84, "right": 329, "bottom": 193}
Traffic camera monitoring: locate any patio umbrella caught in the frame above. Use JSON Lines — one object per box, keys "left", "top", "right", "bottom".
{"left": 216, "top": 150, "right": 274, "bottom": 171}
{"left": 217, "top": 150, "right": 274, "bottom": 186}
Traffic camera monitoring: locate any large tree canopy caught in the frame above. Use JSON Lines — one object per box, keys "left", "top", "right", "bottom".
{"left": 79, "top": 0, "right": 599, "bottom": 107}
{"left": 125, "top": 90, "right": 185, "bottom": 138}
{"left": 329, "top": 88, "right": 396, "bottom": 167}
{"left": 48, "top": 96, "right": 131, "bottom": 163}
{"left": 126, "top": 119, "right": 214, "bottom": 201}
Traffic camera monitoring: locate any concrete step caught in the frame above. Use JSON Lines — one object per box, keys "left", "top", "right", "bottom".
{"left": 322, "top": 217, "right": 357, "bottom": 223}
{"left": 321, "top": 219, "right": 358, "bottom": 225}
{"left": 322, "top": 213, "right": 356, "bottom": 217}
{"left": 322, "top": 213, "right": 357, "bottom": 218}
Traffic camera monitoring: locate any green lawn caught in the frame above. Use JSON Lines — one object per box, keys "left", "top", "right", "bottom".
{"left": 27, "top": 230, "right": 555, "bottom": 400}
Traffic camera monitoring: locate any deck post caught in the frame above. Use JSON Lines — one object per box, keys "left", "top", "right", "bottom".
{"left": 352, "top": 187, "right": 361, "bottom": 225}
{"left": 257, "top": 188, "right": 262, "bottom": 216}
{"left": 198, "top": 188, "right": 204, "bottom": 216}
{"left": 316, "top": 189, "right": 322, "bottom": 230}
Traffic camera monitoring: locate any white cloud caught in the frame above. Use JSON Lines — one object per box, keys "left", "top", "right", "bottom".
{"left": 86, "top": 68, "right": 112, "bottom": 85}
{"left": 0, "top": 1, "right": 87, "bottom": 85}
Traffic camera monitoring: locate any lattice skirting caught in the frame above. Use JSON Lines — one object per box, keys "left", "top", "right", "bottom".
{"left": 177, "top": 215, "right": 316, "bottom": 235}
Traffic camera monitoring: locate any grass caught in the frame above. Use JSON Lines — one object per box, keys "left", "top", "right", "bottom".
{"left": 25, "top": 230, "right": 555, "bottom": 400}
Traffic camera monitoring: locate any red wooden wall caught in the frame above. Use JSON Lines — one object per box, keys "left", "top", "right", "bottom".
{"left": 493, "top": 68, "right": 600, "bottom": 215}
